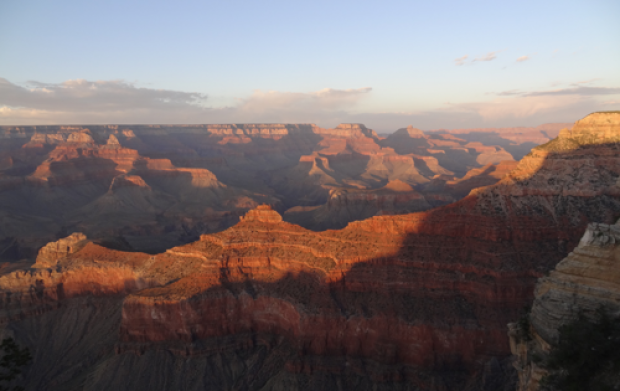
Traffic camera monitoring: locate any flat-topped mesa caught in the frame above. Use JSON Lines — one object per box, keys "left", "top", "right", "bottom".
{"left": 393, "top": 125, "right": 426, "bottom": 137}
{"left": 28, "top": 130, "right": 96, "bottom": 146}
{"left": 239, "top": 204, "right": 283, "bottom": 223}
{"left": 35, "top": 233, "right": 89, "bottom": 268}
{"left": 202, "top": 124, "right": 318, "bottom": 136}
{"left": 318, "top": 123, "right": 377, "bottom": 138}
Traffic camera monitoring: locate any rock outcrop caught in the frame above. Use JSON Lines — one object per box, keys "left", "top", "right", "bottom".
{"left": 509, "top": 219, "right": 620, "bottom": 391}
{"left": 35, "top": 233, "right": 89, "bottom": 268}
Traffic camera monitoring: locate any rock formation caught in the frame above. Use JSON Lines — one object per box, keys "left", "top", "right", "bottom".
{"left": 0, "top": 121, "right": 538, "bottom": 258}
{"left": 509, "top": 219, "right": 620, "bottom": 391}
{"left": 426, "top": 123, "right": 573, "bottom": 160}
{"left": 284, "top": 180, "right": 432, "bottom": 230}
{"left": 0, "top": 113, "right": 617, "bottom": 390}
{"left": 35, "top": 232, "right": 88, "bottom": 268}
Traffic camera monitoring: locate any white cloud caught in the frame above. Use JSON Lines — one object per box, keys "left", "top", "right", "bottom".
{"left": 516, "top": 55, "right": 529, "bottom": 62}
{"left": 0, "top": 78, "right": 207, "bottom": 112}
{"left": 239, "top": 87, "right": 371, "bottom": 114}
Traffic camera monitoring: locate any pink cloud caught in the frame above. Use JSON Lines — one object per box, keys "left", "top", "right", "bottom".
{"left": 454, "top": 55, "right": 468, "bottom": 66}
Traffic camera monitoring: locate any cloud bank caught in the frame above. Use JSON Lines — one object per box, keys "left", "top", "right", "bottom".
{"left": 0, "top": 77, "right": 618, "bottom": 131}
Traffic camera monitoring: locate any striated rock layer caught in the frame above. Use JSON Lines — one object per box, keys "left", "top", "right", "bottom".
{"left": 0, "top": 112, "right": 619, "bottom": 390}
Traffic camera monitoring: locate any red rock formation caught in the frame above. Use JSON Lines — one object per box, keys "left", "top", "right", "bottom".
{"left": 35, "top": 232, "right": 88, "bottom": 268}
{"left": 0, "top": 114, "right": 618, "bottom": 390}
{"left": 0, "top": 121, "right": 537, "bottom": 259}
{"left": 428, "top": 123, "right": 572, "bottom": 145}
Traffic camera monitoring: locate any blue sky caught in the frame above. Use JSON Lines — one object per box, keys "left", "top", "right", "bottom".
{"left": 1, "top": 0, "right": 619, "bottom": 130}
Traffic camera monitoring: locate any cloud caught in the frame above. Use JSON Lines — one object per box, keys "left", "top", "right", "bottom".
{"left": 454, "top": 55, "right": 468, "bottom": 66}
{"left": 351, "top": 92, "right": 615, "bottom": 131}
{"left": 230, "top": 87, "right": 372, "bottom": 124}
{"left": 1, "top": 77, "right": 615, "bottom": 132}
{"left": 456, "top": 51, "right": 501, "bottom": 66}
{"left": 239, "top": 87, "right": 371, "bottom": 114}
{"left": 525, "top": 86, "right": 620, "bottom": 97}
{"left": 516, "top": 55, "right": 529, "bottom": 62}
{"left": 494, "top": 84, "right": 620, "bottom": 98}
{"left": 496, "top": 89, "right": 523, "bottom": 96}
{"left": 0, "top": 78, "right": 207, "bottom": 112}
{"left": 0, "top": 78, "right": 372, "bottom": 126}
{"left": 571, "top": 78, "right": 599, "bottom": 86}
{"left": 450, "top": 95, "right": 586, "bottom": 122}
{"left": 472, "top": 51, "right": 498, "bottom": 62}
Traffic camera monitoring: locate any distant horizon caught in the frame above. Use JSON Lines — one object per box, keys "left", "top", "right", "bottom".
{"left": 0, "top": 120, "right": 575, "bottom": 134}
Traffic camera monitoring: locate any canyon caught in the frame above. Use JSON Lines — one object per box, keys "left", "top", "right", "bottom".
{"left": 0, "top": 112, "right": 618, "bottom": 390}
{"left": 0, "top": 122, "right": 544, "bottom": 258}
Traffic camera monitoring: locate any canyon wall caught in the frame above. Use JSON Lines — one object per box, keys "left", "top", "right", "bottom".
{"left": 509, "top": 219, "right": 620, "bottom": 391}
{"left": 0, "top": 113, "right": 618, "bottom": 390}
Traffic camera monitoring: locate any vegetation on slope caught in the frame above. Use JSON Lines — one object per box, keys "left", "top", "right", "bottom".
{"left": 0, "top": 338, "right": 31, "bottom": 391}
{"left": 540, "top": 308, "right": 620, "bottom": 391}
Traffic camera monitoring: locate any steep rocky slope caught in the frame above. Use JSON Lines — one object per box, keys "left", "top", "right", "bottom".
{"left": 0, "top": 112, "right": 618, "bottom": 390}
{"left": 509, "top": 219, "right": 620, "bottom": 391}
{"left": 505, "top": 112, "right": 620, "bottom": 390}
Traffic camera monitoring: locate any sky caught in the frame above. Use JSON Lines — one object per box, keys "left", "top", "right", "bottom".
{"left": 0, "top": 0, "right": 619, "bottom": 131}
